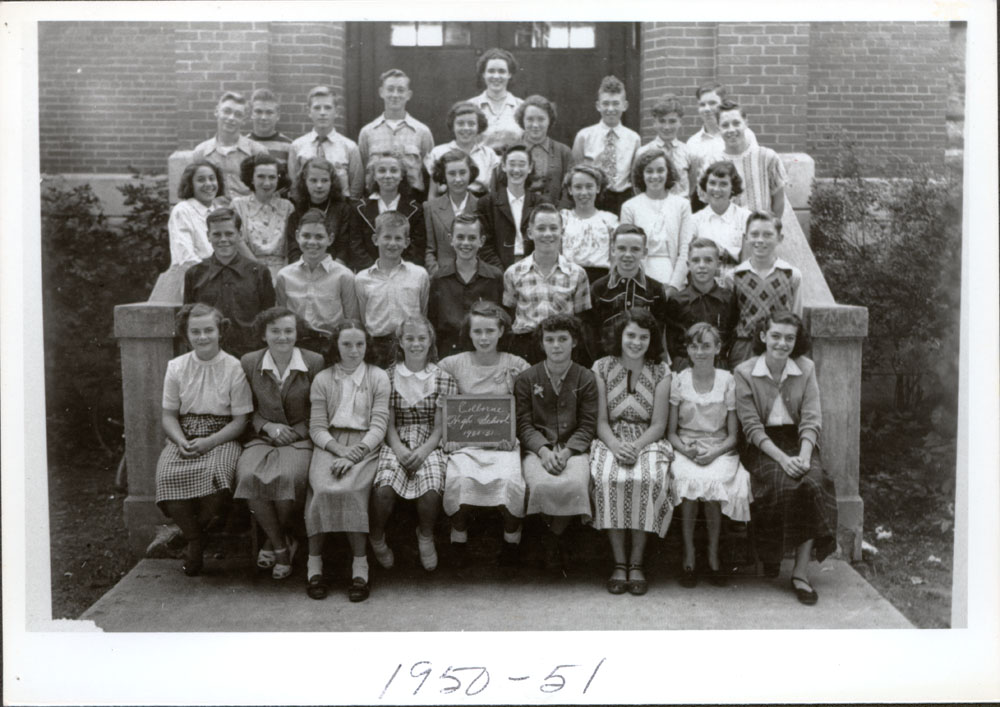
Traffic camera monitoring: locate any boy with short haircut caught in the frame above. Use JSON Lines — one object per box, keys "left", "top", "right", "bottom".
{"left": 664, "top": 237, "right": 738, "bottom": 370}
{"left": 427, "top": 214, "right": 504, "bottom": 358}
{"left": 700, "top": 100, "right": 787, "bottom": 216}
{"left": 725, "top": 211, "right": 801, "bottom": 368}
{"left": 502, "top": 204, "right": 592, "bottom": 364}
{"left": 287, "top": 86, "right": 364, "bottom": 199}
{"left": 246, "top": 88, "right": 293, "bottom": 169}
{"left": 357, "top": 69, "right": 435, "bottom": 200}
{"left": 354, "top": 210, "right": 431, "bottom": 367}
{"left": 184, "top": 207, "right": 276, "bottom": 357}
{"left": 193, "top": 91, "right": 268, "bottom": 198}
{"left": 588, "top": 224, "right": 670, "bottom": 357}
{"left": 636, "top": 95, "right": 692, "bottom": 197}
{"left": 571, "top": 75, "right": 640, "bottom": 217}
{"left": 275, "top": 208, "right": 359, "bottom": 354}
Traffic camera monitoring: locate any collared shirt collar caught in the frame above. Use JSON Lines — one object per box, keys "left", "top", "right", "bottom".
{"left": 437, "top": 258, "right": 497, "bottom": 281}
{"left": 681, "top": 280, "right": 729, "bottom": 303}
{"left": 203, "top": 135, "right": 254, "bottom": 155}
{"left": 373, "top": 258, "right": 407, "bottom": 277}
{"left": 207, "top": 253, "right": 253, "bottom": 278}
{"left": 370, "top": 193, "right": 401, "bottom": 212}
{"left": 751, "top": 354, "right": 802, "bottom": 384}
{"left": 527, "top": 253, "right": 573, "bottom": 277}
{"left": 396, "top": 361, "right": 435, "bottom": 380}
{"left": 308, "top": 128, "right": 340, "bottom": 142}
{"left": 733, "top": 257, "right": 793, "bottom": 280}
{"left": 523, "top": 135, "right": 554, "bottom": 153}
{"left": 506, "top": 188, "right": 525, "bottom": 205}
{"left": 450, "top": 193, "right": 469, "bottom": 214}
{"left": 261, "top": 347, "right": 308, "bottom": 380}
{"left": 372, "top": 112, "right": 415, "bottom": 129}
{"left": 606, "top": 264, "right": 648, "bottom": 289}
{"left": 543, "top": 360, "right": 571, "bottom": 392}
{"left": 602, "top": 123, "right": 621, "bottom": 139}
{"left": 298, "top": 254, "right": 336, "bottom": 273}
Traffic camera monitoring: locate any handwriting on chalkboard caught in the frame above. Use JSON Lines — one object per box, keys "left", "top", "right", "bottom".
{"left": 442, "top": 395, "right": 516, "bottom": 449}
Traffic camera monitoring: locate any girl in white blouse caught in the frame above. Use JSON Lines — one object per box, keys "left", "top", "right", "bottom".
{"left": 168, "top": 161, "right": 229, "bottom": 268}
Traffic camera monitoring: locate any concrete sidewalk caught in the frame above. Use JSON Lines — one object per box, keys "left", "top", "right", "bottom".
{"left": 81, "top": 556, "right": 912, "bottom": 631}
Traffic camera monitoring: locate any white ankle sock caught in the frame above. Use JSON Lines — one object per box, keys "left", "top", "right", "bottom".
{"left": 307, "top": 554, "right": 323, "bottom": 578}
{"left": 503, "top": 529, "right": 522, "bottom": 544}
{"left": 352, "top": 556, "right": 369, "bottom": 581}
{"left": 450, "top": 528, "right": 468, "bottom": 544}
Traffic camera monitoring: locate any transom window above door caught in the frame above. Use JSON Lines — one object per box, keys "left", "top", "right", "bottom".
{"left": 389, "top": 22, "right": 472, "bottom": 46}
{"left": 513, "top": 22, "right": 596, "bottom": 49}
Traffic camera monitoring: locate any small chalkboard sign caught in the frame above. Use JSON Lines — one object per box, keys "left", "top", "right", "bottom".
{"left": 442, "top": 394, "right": 517, "bottom": 449}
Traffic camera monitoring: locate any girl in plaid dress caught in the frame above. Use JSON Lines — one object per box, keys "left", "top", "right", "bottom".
{"left": 590, "top": 308, "right": 674, "bottom": 595}
{"left": 370, "top": 316, "right": 458, "bottom": 571}
{"left": 155, "top": 303, "right": 252, "bottom": 576}
{"left": 734, "top": 311, "right": 838, "bottom": 606}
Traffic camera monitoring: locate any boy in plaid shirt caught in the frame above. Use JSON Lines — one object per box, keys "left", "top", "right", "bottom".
{"left": 502, "top": 204, "right": 591, "bottom": 364}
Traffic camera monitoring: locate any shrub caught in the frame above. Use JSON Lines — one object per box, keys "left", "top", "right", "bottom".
{"left": 810, "top": 152, "right": 962, "bottom": 412}
{"left": 42, "top": 174, "right": 170, "bottom": 456}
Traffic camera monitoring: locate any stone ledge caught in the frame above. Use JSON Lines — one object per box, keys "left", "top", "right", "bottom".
{"left": 806, "top": 304, "right": 869, "bottom": 339}
{"left": 114, "top": 302, "right": 180, "bottom": 338}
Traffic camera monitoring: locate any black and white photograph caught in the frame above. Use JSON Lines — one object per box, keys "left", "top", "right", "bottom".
{"left": 3, "top": 1, "right": 998, "bottom": 704}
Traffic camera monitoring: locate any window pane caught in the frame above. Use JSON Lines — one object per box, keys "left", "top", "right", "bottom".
{"left": 390, "top": 23, "right": 417, "bottom": 47}
{"left": 513, "top": 24, "right": 534, "bottom": 49}
{"left": 569, "top": 23, "right": 595, "bottom": 49}
{"left": 545, "top": 22, "right": 569, "bottom": 48}
{"left": 416, "top": 22, "right": 443, "bottom": 46}
{"left": 443, "top": 22, "right": 471, "bottom": 46}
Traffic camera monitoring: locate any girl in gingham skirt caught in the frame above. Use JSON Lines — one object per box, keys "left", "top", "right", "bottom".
{"left": 155, "top": 303, "right": 252, "bottom": 576}
{"left": 369, "top": 316, "right": 458, "bottom": 572}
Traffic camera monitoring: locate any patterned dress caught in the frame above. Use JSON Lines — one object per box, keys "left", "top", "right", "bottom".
{"left": 374, "top": 363, "right": 458, "bottom": 499}
{"left": 231, "top": 194, "right": 294, "bottom": 282}
{"left": 438, "top": 352, "right": 530, "bottom": 516}
{"left": 669, "top": 368, "right": 752, "bottom": 521}
{"left": 589, "top": 356, "right": 675, "bottom": 536}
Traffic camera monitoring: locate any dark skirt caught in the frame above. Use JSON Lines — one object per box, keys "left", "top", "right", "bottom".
{"left": 743, "top": 425, "right": 838, "bottom": 563}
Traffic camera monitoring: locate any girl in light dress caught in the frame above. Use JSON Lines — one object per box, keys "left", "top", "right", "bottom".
{"left": 667, "top": 322, "right": 752, "bottom": 588}
{"left": 369, "top": 316, "right": 458, "bottom": 572}
{"left": 438, "top": 301, "right": 531, "bottom": 567}
{"left": 234, "top": 307, "right": 324, "bottom": 580}
{"left": 154, "top": 303, "right": 252, "bottom": 576}
{"left": 734, "top": 311, "right": 838, "bottom": 605}
{"left": 619, "top": 148, "right": 694, "bottom": 297}
{"left": 304, "top": 321, "right": 390, "bottom": 602}
{"left": 559, "top": 164, "right": 619, "bottom": 284}
{"left": 231, "top": 153, "right": 294, "bottom": 282}
{"left": 690, "top": 161, "right": 751, "bottom": 281}
{"left": 168, "top": 161, "right": 228, "bottom": 268}
{"left": 589, "top": 308, "right": 674, "bottom": 596}
{"left": 424, "top": 102, "right": 498, "bottom": 199}
{"left": 467, "top": 47, "right": 524, "bottom": 151}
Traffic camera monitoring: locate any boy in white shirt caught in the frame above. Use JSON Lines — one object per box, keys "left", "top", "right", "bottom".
{"left": 287, "top": 86, "right": 364, "bottom": 199}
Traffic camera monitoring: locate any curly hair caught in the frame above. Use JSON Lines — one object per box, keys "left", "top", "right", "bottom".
{"left": 698, "top": 160, "right": 744, "bottom": 199}
{"left": 684, "top": 321, "right": 721, "bottom": 348}
{"left": 324, "top": 320, "right": 374, "bottom": 367}
{"left": 431, "top": 148, "right": 479, "bottom": 187}
{"left": 561, "top": 163, "right": 608, "bottom": 198}
{"left": 252, "top": 306, "right": 303, "bottom": 342}
{"left": 459, "top": 300, "right": 511, "bottom": 352}
{"left": 446, "top": 101, "right": 488, "bottom": 137}
{"left": 239, "top": 152, "right": 290, "bottom": 192}
{"left": 631, "top": 148, "right": 678, "bottom": 194}
{"left": 178, "top": 160, "right": 226, "bottom": 201}
{"left": 610, "top": 308, "right": 663, "bottom": 363}
{"left": 534, "top": 314, "right": 583, "bottom": 351}
{"left": 292, "top": 156, "right": 346, "bottom": 208}
{"left": 476, "top": 48, "right": 518, "bottom": 86}
{"left": 752, "top": 310, "right": 811, "bottom": 358}
{"left": 365, "top": 151, "right": 412, "bottom": 196}
{"left": 392, "top": 314, "right": 438, "bottom": 363}
{"left": 514, "top": 94, "right": 557, "bottom": 129}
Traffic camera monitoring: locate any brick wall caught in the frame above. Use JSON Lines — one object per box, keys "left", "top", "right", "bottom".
{"left": 39, "top": 22, "right": 178, "bottom": 173}
{"left": 807, "top": 22, "right": 950, "bottom": 176}
{"left": 639, "top": 22, "right": 950, "bottom": 176}
{"left": 39, "top": 21, "right": 347, "bottom": 175}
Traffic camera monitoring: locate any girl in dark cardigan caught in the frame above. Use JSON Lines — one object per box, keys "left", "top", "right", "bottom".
{"left": 285, "top": 156, "right": 352, "bottom": 265}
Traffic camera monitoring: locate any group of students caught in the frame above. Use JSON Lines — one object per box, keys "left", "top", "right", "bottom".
{"left": 157, "top": 51, "right": 837, "bottom": 607}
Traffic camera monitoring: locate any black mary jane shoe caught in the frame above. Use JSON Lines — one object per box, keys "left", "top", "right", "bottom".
{"left": 348, "top": 576, "right": 370, "bottom": 603}
{"left": 626, "top": 564, "right": 648, "bottom": 596}
{"left": 762, "top": 562, "right": 781, "bottom": 578}
{"left": 182, "top": 540, "right": 203, "bottom": 577}
{"left": 678, "top": 564, "right": 698, "bottom": 589}
{"left": 606, "top": 563, "right": 628, "bottom": 595}
{"left": 306, "top": 574, "right": 328, "bottom": 600}
{"left": 706, "top": 566, "right": 728, "bottom": 587}
{"left": 790, "top": 576, "right": 818, "bottom": 605}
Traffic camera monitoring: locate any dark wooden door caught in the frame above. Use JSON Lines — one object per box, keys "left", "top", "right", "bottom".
{"left": 346, "top": 22, "right": 639, "bottom": 147}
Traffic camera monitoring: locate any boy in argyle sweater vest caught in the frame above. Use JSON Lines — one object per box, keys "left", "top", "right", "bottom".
{"left": 725, "top": 210, "right": 801, "bottom": 368}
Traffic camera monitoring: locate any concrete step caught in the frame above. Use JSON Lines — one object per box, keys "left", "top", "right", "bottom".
{"left": 80, "top": 556, "right": 912, "bottom": 631}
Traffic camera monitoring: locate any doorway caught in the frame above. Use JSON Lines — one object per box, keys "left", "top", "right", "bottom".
{"left": 345, "top": 22, "right": 640, "bottom": 147}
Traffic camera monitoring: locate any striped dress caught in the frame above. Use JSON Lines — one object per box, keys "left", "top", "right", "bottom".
{"left": 589, "top": 356, "right": 675, "bottom": 536}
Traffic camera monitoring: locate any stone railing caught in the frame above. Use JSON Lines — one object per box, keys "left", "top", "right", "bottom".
{"left": 114, "top": 152, "right": 867, "bottom": 560}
